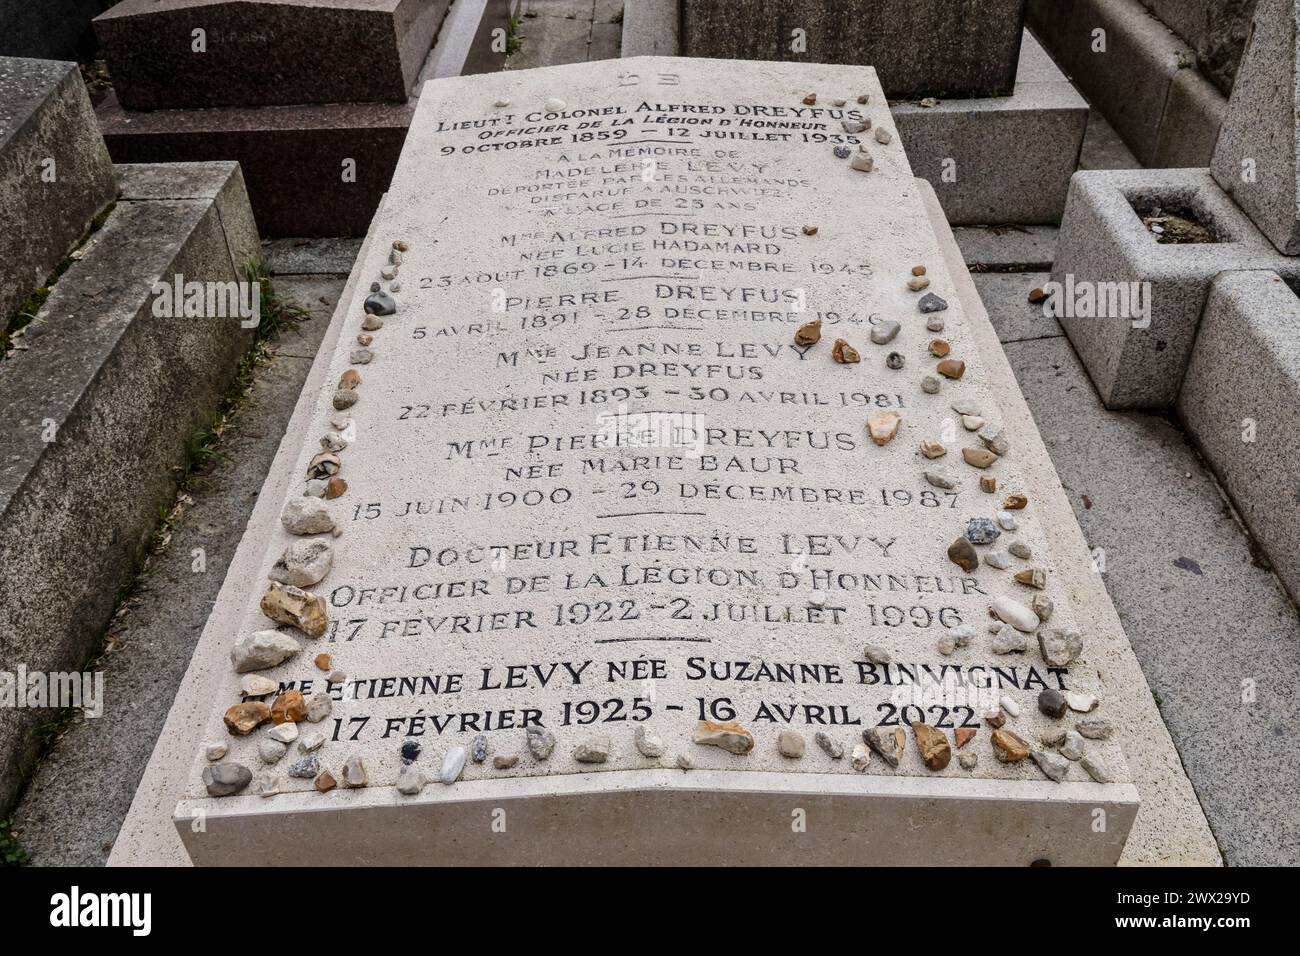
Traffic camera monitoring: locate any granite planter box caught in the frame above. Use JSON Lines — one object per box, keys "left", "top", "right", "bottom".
{"left": 1051, "top": 168, "right": 1300, "bottom": 409}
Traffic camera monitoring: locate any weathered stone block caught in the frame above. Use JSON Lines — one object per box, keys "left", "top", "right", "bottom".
{"left": 0, "top": 56, "right": 117, "bottom": 325}
{"left": 1051, "top": 168, "right": 1300, "bottom": 409}
{"left": 680, "top": 0, "right": 1027, "bottom": 99}
{"left": 95, "top": 0, "right": 452, "bottom": 110}
{"left": 1210, "top": 0, "right": 1300, "bottom": 254}
{"left": 893, "top": 32, "right": 1087, "bottom": 225}
{"left": 1178, "top": 271, "right": 1300, "bottom": 605}
{"left": 1152, "top": 65, "right": 1226, "bottom": 167}
{"left": 0, "top": 162, "right": 260, "bottom": 815}
{"left": 622, "top": 0, "right": 680, "bottom": 57}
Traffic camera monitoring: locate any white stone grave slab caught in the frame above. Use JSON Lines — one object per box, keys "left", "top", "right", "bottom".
{"left": 171, "top": 57, "right": 1141, "bottom": 865}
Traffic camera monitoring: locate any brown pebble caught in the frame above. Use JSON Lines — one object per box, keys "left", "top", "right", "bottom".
{"left": 936, "top": 358, "right": 966, "bottom": 379}
{"left": 1003, "top": 493, "right": 1028, "bottom": 509}
{"left": 992, "top": 728, "right": 1031, "bottom": 763}
{"left": 1028, "top": 287, "right": 1049, "bottom": 304}
{"left": 314, "top": 769, "right": 338, "bottom": 792}
{"left": 324, "top": 477, "right": 348, "bottom": 499}
{"left": 802, "top": 225, "right": 818, "bottom": 236}
{"left": 803, "top": 93, "right": 817, "bottom": 105}
{"left": 794, "top": 319, "right": 822, "bottom": 347}
{"left": 857, "top": 94, "right": 869, "bottom": 104}
{"left": 948, "top": 537, "right": 979, "bottom": 572}
{"left": 339, "top": 368, "right": 361, "bottom": 390}
{"left": 356, "top": 333, "right": 373, "bottom": 346}
{"left": 493, "top": 754, "right": 519, "bottom": 770}
{"left": 315, "top": 653, "right": 332, "bottom": 671}
{"left": 955, "top": 727, "right": 977, "bottom": 749}
{"left": 392, "top": 240, "right": 409, "bottom": 252}
{"left": 928, "top": 339, "right": 950, "bottom": 357}
{"left": 361, "top": 314, "right": 384, "bottom": 331}
{"left": 963, "top": 447, "right": 999, "bottom": 469}
{"left": 912, "top": 265, "right": 927, "bottom": 276}
{"left": 270, "top": 690, "right": 307, "bottom": 724}
{"left": 979, "top": 475, "right": 998, "bottom": 493}
{"left": 832, "top": 338, "right": 861, "bottom": 364}
{"left": 912, "top": 722, "right": 951, "bottom": 770}
{"left": 223, "top": 701, "right": 270, "bottom": 735}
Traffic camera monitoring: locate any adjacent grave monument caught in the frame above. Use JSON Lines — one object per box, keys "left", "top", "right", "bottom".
{"left": 680, "top": 0, "right": 1027, "bottom": 99}
{"left": 95, "top": 0, "right": 512, "bottom": 234}
{"left": 161, "top": 56, "right": 1144, "bottom": 866}
{"left": 628, "top": 0, "right": 1087, "bottom": 226}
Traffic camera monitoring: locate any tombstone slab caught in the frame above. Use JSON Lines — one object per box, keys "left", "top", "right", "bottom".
{"left": 1210, "top": 0, "right": 1300, "bottom": 254}
{"left": 156, "top": 56, "right": 1149, "bottom": 865}
{"left": 95, "top": 0, "right": 453, "bottom": 110}
{"left": 680, "top": 0, "right": 1027, "bottom": 99}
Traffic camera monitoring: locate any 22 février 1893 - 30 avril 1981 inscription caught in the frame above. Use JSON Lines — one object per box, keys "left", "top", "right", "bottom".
{"left": 179, "top": 57, "right": 1135, "bottom": 864}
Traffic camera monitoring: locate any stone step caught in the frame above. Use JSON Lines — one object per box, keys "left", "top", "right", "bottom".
{"left": 1178, "top": 270, "right": 1300, "bottom": 607}
{"left": 0, "top": 56, "right": 117, "bottom": 326}
{"left": 95, "top": 0, "right": 453, "bottom": 111}
{"left": 0, "top": 162, "right": 261, "bottom": 817}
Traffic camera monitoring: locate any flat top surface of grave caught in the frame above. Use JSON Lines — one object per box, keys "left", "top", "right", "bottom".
{"left": 186, "top": 56, "right": 1129, "bottom": 809}
{"left": 0, "top": 57, "right": 74, "bottom": 137}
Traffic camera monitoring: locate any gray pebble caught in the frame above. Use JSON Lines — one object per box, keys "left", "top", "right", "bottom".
{"left": 869, "top": 319, "right": 901, "bottom": 345}
{"left": 966, "top": 517, "right": 1001, "bottom": 545}
{"left": 202, "top": 762, "right": 252, "bottom": 797}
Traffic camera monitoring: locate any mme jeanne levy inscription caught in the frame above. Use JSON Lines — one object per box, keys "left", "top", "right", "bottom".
{"left": 197, "top": 58, "right": 1122, "bottom": 801}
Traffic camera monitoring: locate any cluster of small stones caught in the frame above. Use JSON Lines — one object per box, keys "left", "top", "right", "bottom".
{"left": 788, "top": 233, "right": 1107, "bottom": 786}
{"left": 205, "top": 238, "right": 411, "bottom": 799}
{"left": 799, "top": 90, "right": 895, "bottom": 173}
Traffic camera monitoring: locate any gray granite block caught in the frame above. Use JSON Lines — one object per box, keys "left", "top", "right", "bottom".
{"left": 680, "top": 0, "right": 1027, "bottom": 99}
{"left": 1178, "top": 270, "right": 1300, "bottom": 605}
{"left": 0, "top": 56, "right": 117, "bottom": 325}
{"left": 0, "top": 162, "right": 260, "bottom": 816}
{"left": 892, "top": 31, "right": 1087, "bottom": 225}
{"left": 622, "top": 0, "right": 680, "bottom": 57}
{"left": 1210, "top": 0, "right": 1300, "bottom": 254}
{"left": 1152, "top": 65, "right": 1227, "bottom": 167}
{"left": 1051, "top": 168, "right": 1300, "bottom": 409}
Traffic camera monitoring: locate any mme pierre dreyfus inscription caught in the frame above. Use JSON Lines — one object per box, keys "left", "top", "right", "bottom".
{"left": 191, "top": 57, "right": 1127, "bottom": 807}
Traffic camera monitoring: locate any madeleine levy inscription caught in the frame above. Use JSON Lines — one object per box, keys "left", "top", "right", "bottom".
{"left": 179, "top": 57, "right": 1138, "bottom": 865}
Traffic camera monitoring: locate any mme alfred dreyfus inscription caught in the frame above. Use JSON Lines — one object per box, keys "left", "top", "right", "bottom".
{"left": 180, "top": 57, "right": 1137, "bottom": 864}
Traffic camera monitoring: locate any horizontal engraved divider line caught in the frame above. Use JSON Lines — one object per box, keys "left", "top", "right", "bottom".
{"left": 599, "top": 275, "right": 701, "bottom": 282}
{"left": 613, "top": 139, "right": 699, "bottom": 147}
{"left": 611, "top": 212, "right": 699, "bottom": 219}
{"left": 595, "top": 510, "right": 709, "bottom": 519}
{"left": 593, "top": 636, "right": 714, "bottom": 644}
{"left": 606, "top": 325, "right": 707, "bottom": 332}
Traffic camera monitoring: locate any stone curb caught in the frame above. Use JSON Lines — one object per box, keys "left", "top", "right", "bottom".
{"left": 0, "top": 161, "right": 260, "bottom": 816}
